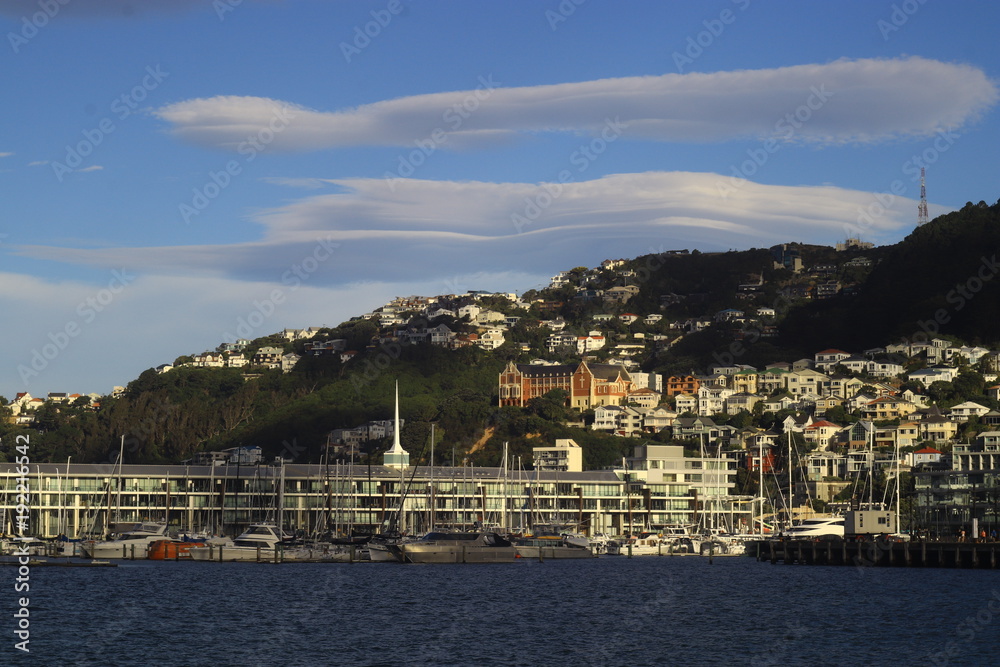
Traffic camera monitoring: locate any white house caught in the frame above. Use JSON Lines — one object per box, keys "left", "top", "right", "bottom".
{"left": 814, "top": 349, "right": 852, "bottom": 371}
{"left": 948, "top": 401, "right": 991, "bottom": 422}
{"left": 576, "top": 334, "right": 606, "bottom": 354}
{"left": 674, "top": 394, "right": 697, "bottom": 414}
{"left": 474, "top": 328, "right": 506, "bottom": 351}
{"left": 592, "top": 405, "right": 624, "bottom": 431}
{"left": 281, "top": 353, "right": 301, "bottom": 373}
{"left": 907, "top": 446, "right": 943, "bottom": 466}
{"left": 907, "top": 367, "right": 959, "bottom": 387}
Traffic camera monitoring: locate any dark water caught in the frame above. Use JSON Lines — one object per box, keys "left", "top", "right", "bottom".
{"left": 4, "top": 556, "right": 998, "bottom": 666}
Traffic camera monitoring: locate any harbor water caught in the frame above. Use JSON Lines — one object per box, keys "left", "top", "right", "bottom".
{"left": 6, "top": 556, "right": 996, "bottom": 666}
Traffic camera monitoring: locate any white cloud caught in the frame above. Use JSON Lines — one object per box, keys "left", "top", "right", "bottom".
{"left": 77, "top": 165, "right": 104, "bottom": 173}
{"left": 27, "top": 160, "right": 48, "bottom": 167}
{"left": 0, "top": 152, "right": 13, "bottom": 158}
{"left": 15, "top": 171, "right": 942, "bottom": 287}
{"left": 154, "top": 57, "right": 998, "bottom": 151}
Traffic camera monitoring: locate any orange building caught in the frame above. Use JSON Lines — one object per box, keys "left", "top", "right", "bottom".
{"left": 664, "top": 375, "right": 700, "bottom": 397}
{"left": 498, "top": 361, "right": 634, "bottom": 409}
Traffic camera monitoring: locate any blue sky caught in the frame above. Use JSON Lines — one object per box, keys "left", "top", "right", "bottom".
{"left": 1, "top": 0, "right": 998, "bottom": 399}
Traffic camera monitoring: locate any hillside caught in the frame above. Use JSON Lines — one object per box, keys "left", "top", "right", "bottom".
{"left": 779, "top": 200, "right": 1000, "bottom": 351}
{"left": 4, "top": 197, "right": 999, "bottom": 469}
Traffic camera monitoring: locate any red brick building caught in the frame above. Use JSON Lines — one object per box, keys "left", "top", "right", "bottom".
{"left": 498, "top": 361, "right": 634, "bottom": 409}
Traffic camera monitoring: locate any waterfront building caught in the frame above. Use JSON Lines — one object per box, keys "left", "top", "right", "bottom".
{"left": 0, "top": 446, "right": 752, "bottom": 539}
{"left": 914, "top": 432, "right": 1000, "bottom": 535}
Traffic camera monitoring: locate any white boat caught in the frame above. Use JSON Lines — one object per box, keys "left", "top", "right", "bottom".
{"left": 780, "top": 516, "right": 845, "bottom": 539}
{"left": 80, "top": 522, "right": 170, "bottom": 559}
{"left": 189, "top": 524, "right": 290, "bottom": 562}
{"left": 367, "top": 532, "right": 418, "bottom": 562}
{"left": 608, "top": 533, "right": 681, "bottom": 556}
{"left": 2, "top": 537, "right": 48, "bottom": 556}
{"left": 395, "top": 531, "right": 517, "bottom": 564}
{"left": 697, "top": 534, "right": 749, "bottom": 556}
{"left": 588, "top": 532, "right": 612, "bottom": 555}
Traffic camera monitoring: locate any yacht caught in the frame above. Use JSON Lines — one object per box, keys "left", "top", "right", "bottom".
{"left": 367, "top": 532, "right": 417, "bottom": 562}
{"left": 188, "top": 523, "right": 291, "bottom": 562}
{"left": 588, "top": 532, "right": 612, "bottom": 555}
{"left": 394, "top": 531, "right": 516, "bottom": 564}
{"left": 607, "top": 533, "right": 681, "bottom": 556}
{"left": 80, "top": 522, "right": 170, "bottom": 559}
{"left": 780, "top": 516, "right": 845, "bottom": 539}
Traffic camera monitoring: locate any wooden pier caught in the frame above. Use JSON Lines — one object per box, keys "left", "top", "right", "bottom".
{"left": 749, "top": 539, "right": 1000, "bottom": 569}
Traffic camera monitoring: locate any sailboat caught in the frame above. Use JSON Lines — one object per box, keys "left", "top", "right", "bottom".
{"left": 80, "top": 437, "right": 170, "bottom": 559}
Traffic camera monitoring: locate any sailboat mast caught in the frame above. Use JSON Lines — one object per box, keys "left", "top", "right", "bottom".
{"left": 895, "top": 430, "right": 901, "bottom": 532}
{"left": 758, "top": 444, "right": 764, "bottom": 536}
{"left": 430, "top": 423, "right": 435, "bottom": 532}
{"left": 502, "top": 441, "right": 508, "bottom": 531}
{"left": 787, "top": 431, "right": 793, "bottom": 525}
{"left": 115, "top": 435, "right": 125, "bottom": 527}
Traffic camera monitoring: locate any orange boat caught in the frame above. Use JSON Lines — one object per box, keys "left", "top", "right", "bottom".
{"left": 147, "top": 539, "right": 207, "bottom": 560}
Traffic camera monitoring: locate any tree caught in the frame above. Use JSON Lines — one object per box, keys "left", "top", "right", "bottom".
{"left": 527, "top": 389, "right": 570, "bottom": 422}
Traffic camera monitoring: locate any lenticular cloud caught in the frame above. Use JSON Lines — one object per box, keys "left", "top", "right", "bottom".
{"left": 154, "top": 57, "right": 997, "bottom": 151}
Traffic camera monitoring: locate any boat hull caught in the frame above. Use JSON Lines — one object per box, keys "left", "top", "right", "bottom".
{"left": 514, "top": 545, "right": 594, "bottom": 559}
{"left": 147, "top": 540, "right": 206, "bottom": 560}
{"left": 81, "top": 538, "right": 164, "bottom": 559}
{"left": 399, "top": 544, "right": 517, "bottom": 564}
{"left": 367, "top": 543, "right": 401, "bottom": 562}
{"left": 188, "top": 544, "right": 284, "bottom": 562}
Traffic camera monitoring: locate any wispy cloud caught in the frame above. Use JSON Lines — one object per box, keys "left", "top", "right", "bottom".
{"left": 0, "top": 0, "right": 224, "bottom": 18}
{"left": 15, "top": 171, "right": 942, "bottom": 286}
{"left": 0, "top": 152, "right": 13, "bottom": 158}
{"left": 154, "top": 57, "right": 998, "bottom": 152}
{"left": 260, "top": 176, "right": 334, "bottom": 190}
{"left": 27, "top": 160, "right": 49, "bottom": 167}
{"left": 78, "top": 165, "right": 104, "bottom": 173}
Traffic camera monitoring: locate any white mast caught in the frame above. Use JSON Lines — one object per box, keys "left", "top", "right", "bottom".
{"left": 429, "top": 423, "right": 435, "bottom": 532}
{"left": 758, "top": 444, "right": 764, "bottom": 535}
{"left": 895, "top": 430, "right": 901, "bottom": 533}
{"left": 114, "top": 435, "right": 125, "bottom": 527}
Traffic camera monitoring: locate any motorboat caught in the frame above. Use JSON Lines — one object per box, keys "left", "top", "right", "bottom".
{"left": 588, "top": 532, "right": 612, "bottom": 555}
{"left": 366, "top": 532, "right": 417, "bottom": 562}
{"left": 188, "top": 523, "right": 291, "bottom": 562}
{"left": 780, "top": 516, "right": 845, "bottom": 539}
{"left": 607, "top": 533, "right": 680, "bottom": 556}
{"left": 80, "top": 522, "right": 170, "bottom": 559}
{"left": 394, "top": 531, "right": 516, "bottom": 564}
